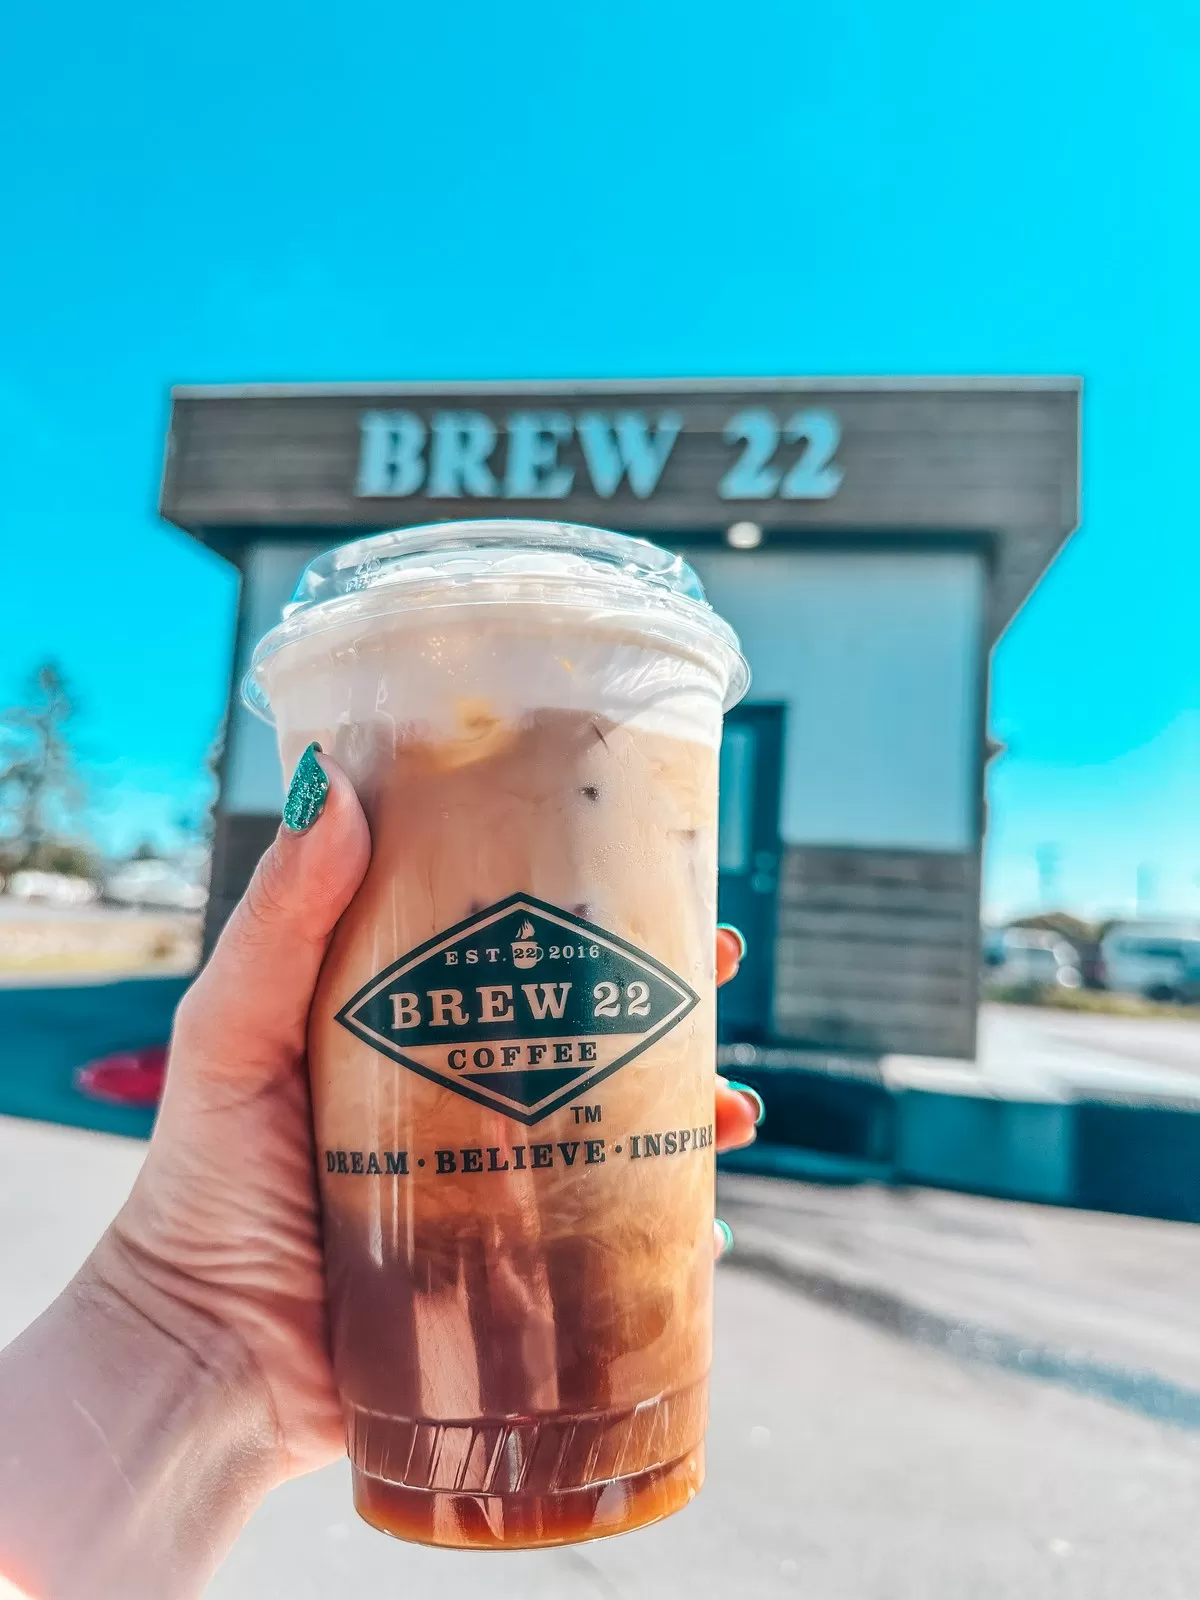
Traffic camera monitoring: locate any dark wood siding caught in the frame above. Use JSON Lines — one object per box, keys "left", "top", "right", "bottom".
{"left": 203, "top": 812, "right": 278, "bottom": 958}
{"left": 162, "top": 379, "right": 1080, "bottom": 640}
{"left": 772, "top": 845, "right": 980, "bottom": 1059}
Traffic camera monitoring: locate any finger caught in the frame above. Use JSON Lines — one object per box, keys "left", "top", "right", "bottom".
{"left": 173, "top": 750, "right": 370, "bottom": 1080}
{"left": 716, "top": 924, "right": 746, "bottom": 987}
{"left": 715, "top": 1076, "right": 764, "bottom": 1152}
{"left": 713, "top": 1218, "right": 733, "bottom": 1259}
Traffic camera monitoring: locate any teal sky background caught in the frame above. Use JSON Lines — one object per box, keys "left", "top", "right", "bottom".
{"left": 1, "top": 0, "right": 1197, "bottom": 919}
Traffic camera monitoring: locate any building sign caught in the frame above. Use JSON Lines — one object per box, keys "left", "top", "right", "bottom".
{"left": 355, "top": 407, "right": 844, "bottom": 502}
{"left": 161, "top": 378, "right": 1080, "bottom": 547}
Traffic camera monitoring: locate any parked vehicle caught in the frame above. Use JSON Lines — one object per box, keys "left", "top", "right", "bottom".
{"left": 1178, "top": 948, "right": 1200, "bottom": 1006}
{"left": 76, "top": 1046, "right": 167, "bottom": 1108}
{"left": 103, "top": 859, "right": 207, "bottom": 911}
{"left": 983, "top": 927, "right": 1082, "bottom": 989}
{"left": 5, "top": 870, "right": 98, "bottom": 907}
{"left": 1097, "top": 923, "right": 1200, "bottom": 1001}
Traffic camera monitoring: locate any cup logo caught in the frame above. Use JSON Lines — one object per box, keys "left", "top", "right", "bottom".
{"left": 511, "top": 919, "right": 542, "bottom": 969}
{"left": 334, "top": 894, "right": 699, "bottom": 1125}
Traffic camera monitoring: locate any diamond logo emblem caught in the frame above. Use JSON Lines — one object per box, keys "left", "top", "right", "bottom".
{"left": 335, "top": 893, "right": 699, "bottom": 1125}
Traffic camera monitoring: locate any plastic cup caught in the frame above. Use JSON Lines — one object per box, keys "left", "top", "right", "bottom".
{"left": 245, "top": 519, "right": 747, "bottom": 1549}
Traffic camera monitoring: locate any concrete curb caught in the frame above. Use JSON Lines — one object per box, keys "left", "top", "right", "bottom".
{"left": 719, "top": 1065, "right": 1200, "bottom": 1224}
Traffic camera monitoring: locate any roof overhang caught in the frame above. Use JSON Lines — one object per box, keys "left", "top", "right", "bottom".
{"left": 161, "top": 376, "right": 1080, "bottom": 642}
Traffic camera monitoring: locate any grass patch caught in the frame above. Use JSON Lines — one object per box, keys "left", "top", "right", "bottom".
{"left": 987, "top": 982, "right": 1200, "bottom": 1021}
{"left": 0, "top": 910, "right": 201, "bottom": 978}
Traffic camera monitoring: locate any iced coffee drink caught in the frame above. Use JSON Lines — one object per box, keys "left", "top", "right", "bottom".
{"left": 245, "top": 521, "right": 747, "bottom": 1548}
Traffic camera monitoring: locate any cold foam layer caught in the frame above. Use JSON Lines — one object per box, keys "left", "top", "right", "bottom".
{"left": 265, "top": 605, "right": 727, "bottom": 758}
{"left": 248, "top": 532, "right": 748, "bottom": 732}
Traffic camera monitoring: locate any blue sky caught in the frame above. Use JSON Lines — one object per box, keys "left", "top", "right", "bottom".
{"left": 1, "top": 0, "right": 1197, "bottom": 917}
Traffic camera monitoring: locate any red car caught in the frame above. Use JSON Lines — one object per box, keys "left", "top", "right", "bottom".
{"left": 75, "top": 1046, "right": 167, "bottom": 1109}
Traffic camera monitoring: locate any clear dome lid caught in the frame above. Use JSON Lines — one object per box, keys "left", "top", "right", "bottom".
{"left": 244, "top": 519, "right": 749, "bottom": 718}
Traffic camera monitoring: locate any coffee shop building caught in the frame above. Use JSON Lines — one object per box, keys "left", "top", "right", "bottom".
{"left": 161, "top": 378, "right": 1080, "bottom": 1064}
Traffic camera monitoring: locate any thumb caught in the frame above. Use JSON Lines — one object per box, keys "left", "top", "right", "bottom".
{"left": 172, "top": 749, "right": 371, "bottom": 1083}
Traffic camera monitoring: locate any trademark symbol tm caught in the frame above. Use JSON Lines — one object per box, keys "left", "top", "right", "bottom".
{"left": 571, "top": 1104, "right": 603, "bottom": 1125}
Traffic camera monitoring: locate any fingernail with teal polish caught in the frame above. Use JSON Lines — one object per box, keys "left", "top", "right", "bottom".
{"left": 283, "top": 742, "right": 329, "bottom": 833}
{"left": 715, "top": 1218, "right": 734, "bottom": 1257}
{"left": 718, "top": 923, "right": 748, "bottom": 961}
{"left": 726, "top": 1079, "right": 766, "bottom": 1127}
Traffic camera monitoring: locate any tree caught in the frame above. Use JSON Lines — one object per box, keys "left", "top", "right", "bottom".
{"left": 172, "top": 720, "right": 224, "bottom": 856}
{"left": 1009, "top": 911, "right": 1099, "bottom": 945}
{"left": 0, "top": 662, "right": 92, "bottom": 876}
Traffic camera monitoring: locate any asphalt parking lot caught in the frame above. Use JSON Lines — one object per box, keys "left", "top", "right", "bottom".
{"left": 6, "top": 1114, "right": 1200, "bottom": 1599}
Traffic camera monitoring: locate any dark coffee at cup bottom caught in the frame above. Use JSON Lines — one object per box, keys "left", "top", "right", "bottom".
{"left": 330, "top": 1189, "right": 709, "bottom": 1548}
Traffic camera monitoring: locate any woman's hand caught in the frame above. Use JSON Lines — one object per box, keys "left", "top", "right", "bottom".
{"left": 96, "top": 754, "right": 763, "bottom": 1481}
{"left": 0, "top": 753, "right": 764, "bottom": 1599}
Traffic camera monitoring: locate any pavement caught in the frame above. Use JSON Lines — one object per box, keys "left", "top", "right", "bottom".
{"left": 6, "top": 1115, "right": 1200, "bottom": 1598}
{"left": 885, "top": 1003, "right": 1200, "bottom": 1105}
